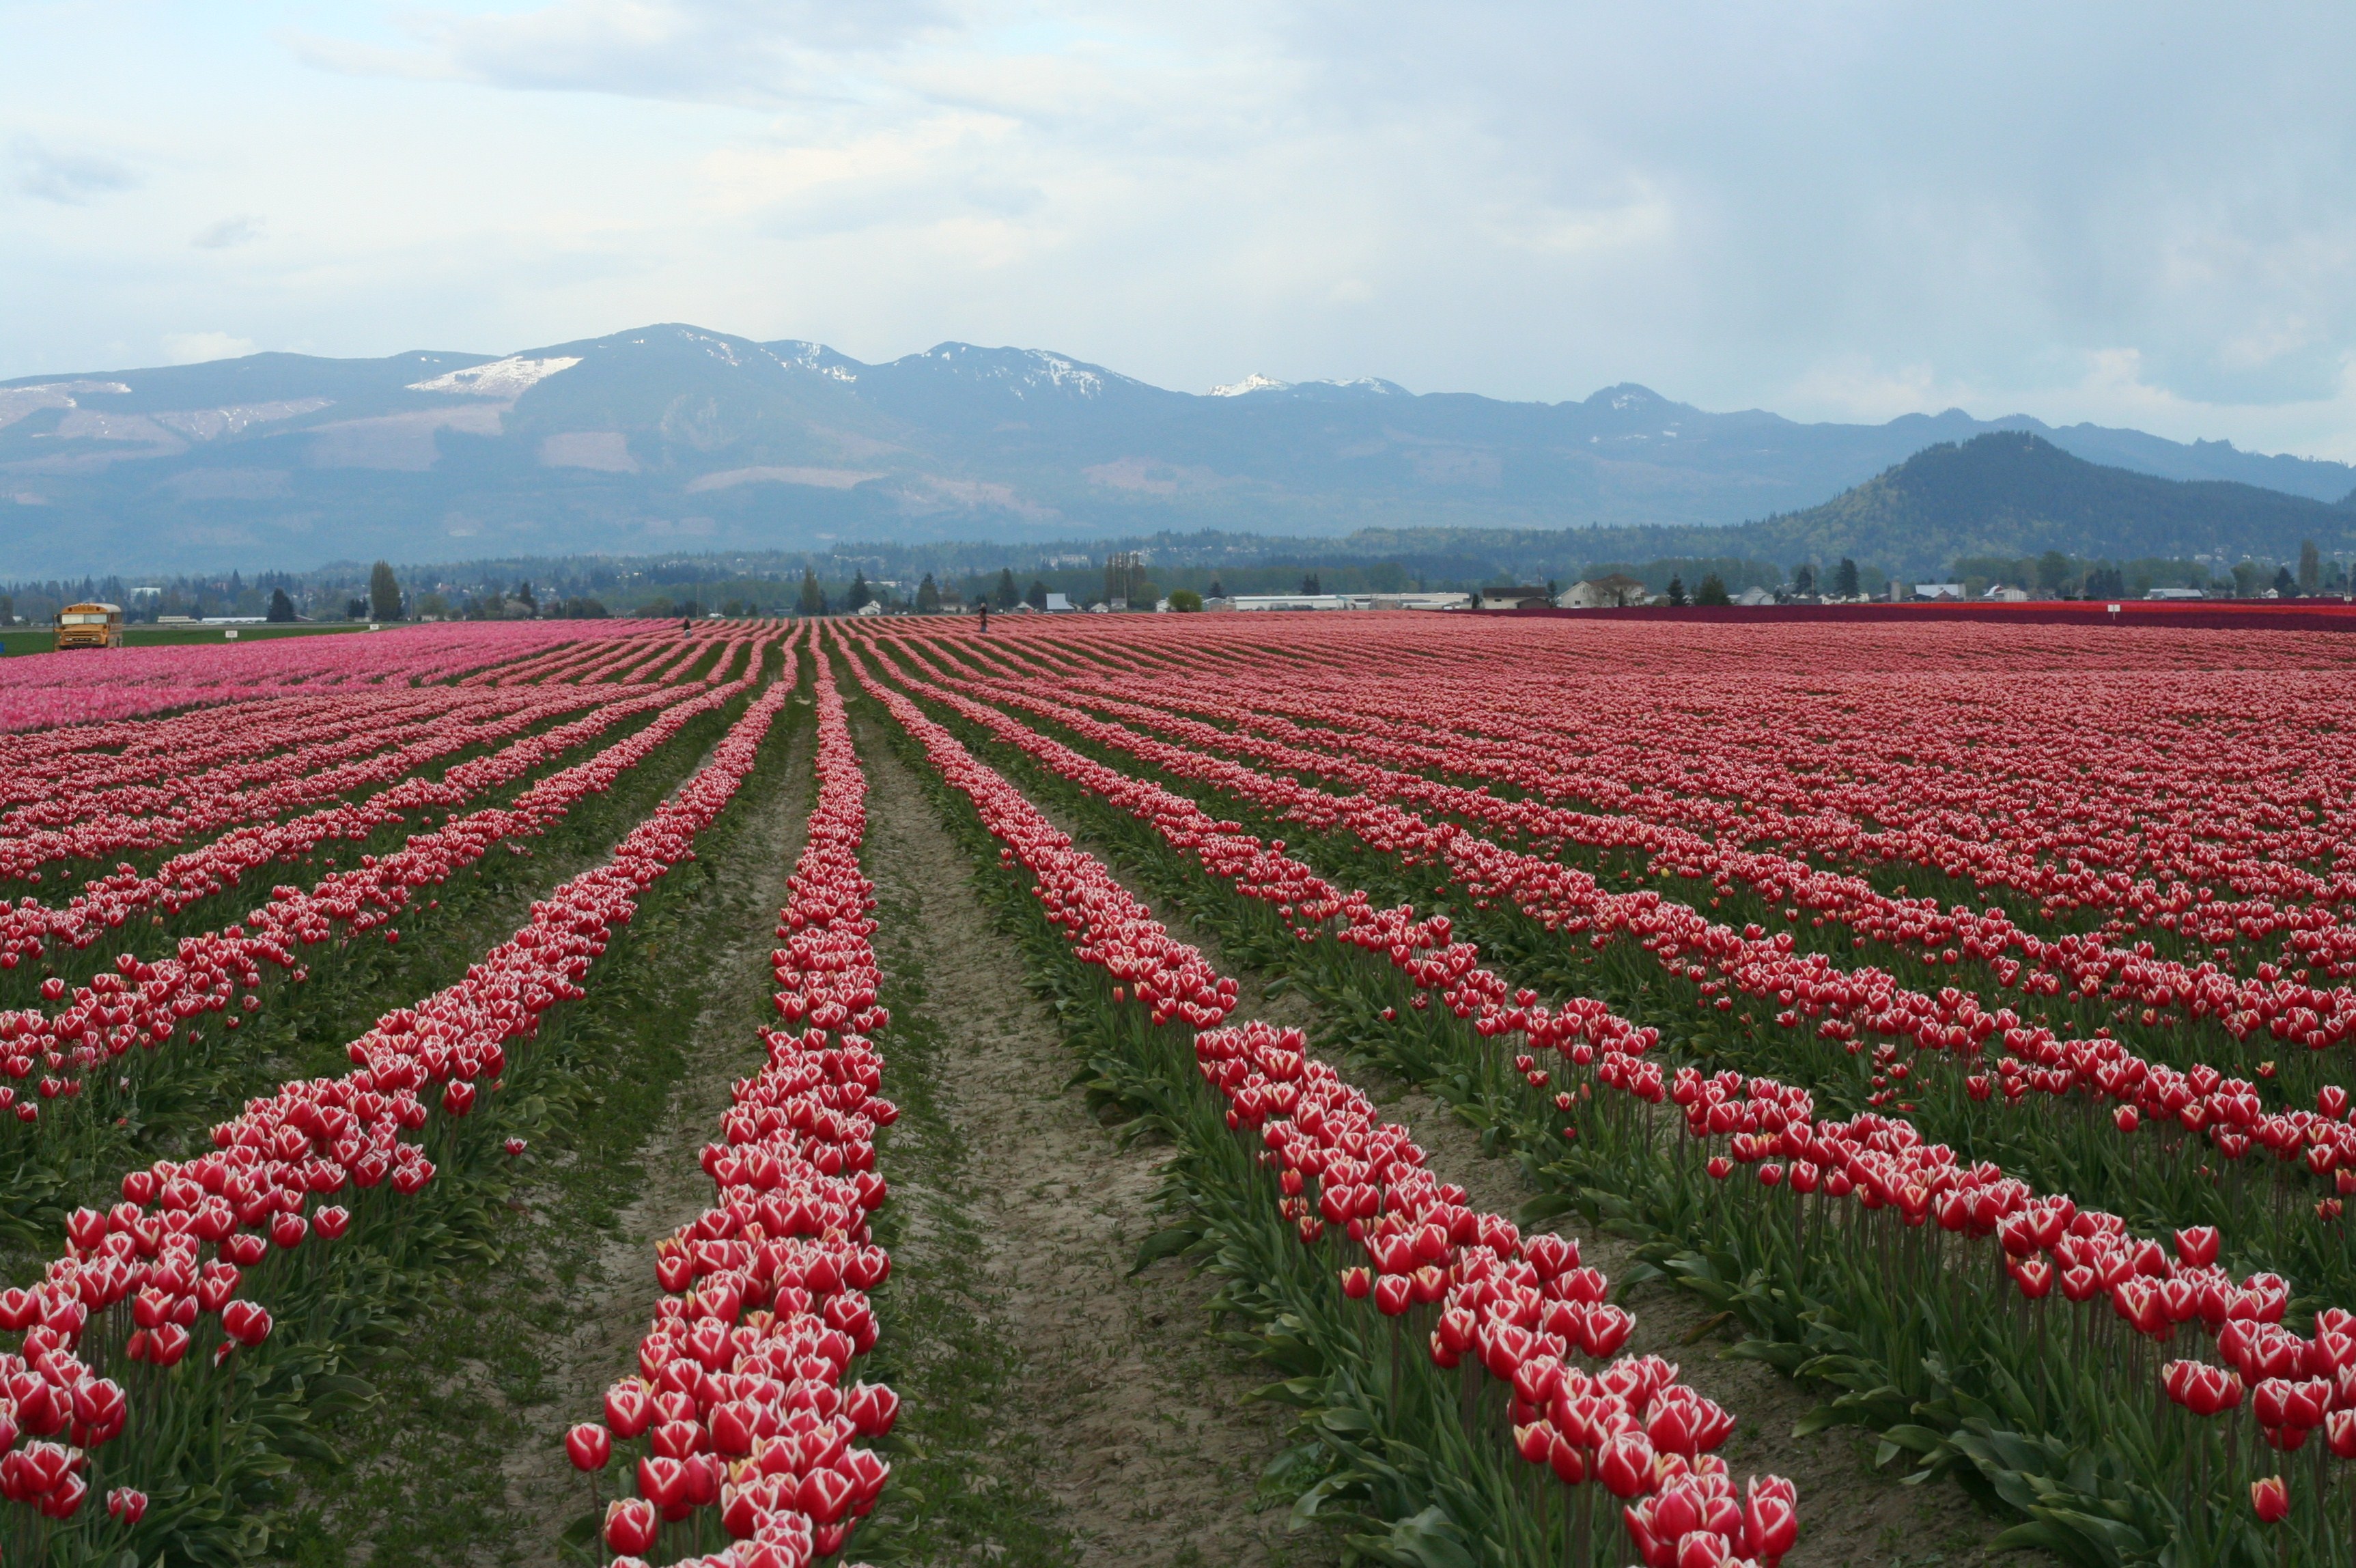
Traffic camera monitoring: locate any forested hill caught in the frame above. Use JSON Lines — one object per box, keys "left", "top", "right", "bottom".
{"left": 1741, "top": 433, "right": 2356, "bottom": 572}
{"left": 1547, "top": 433, "right": 2356, "bottom": 576}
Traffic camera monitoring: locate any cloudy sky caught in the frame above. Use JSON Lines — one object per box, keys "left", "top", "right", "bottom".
{"left": 8, "top": 1, "right": 2356, "bottom": 456}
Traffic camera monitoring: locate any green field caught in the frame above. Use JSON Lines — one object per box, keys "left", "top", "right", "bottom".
{"left": 0, "top": 621, "right": 375, "bottom": 657}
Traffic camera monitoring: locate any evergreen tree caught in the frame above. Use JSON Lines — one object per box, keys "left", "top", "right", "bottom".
{"left": 996, "top": 568, "right": 1020, "bottom": 609}
{"left": 1208, "top": 579, "right": 1224, "bottom": 598}
{"left": 916, "top": 574, "right": 940, "bottom": 613}
{"left": 1026, "top": 579, "right": 1048, "bottom": 610}
{"left": 1694, "top": 574, "right": 1730, "bottom": 606}
{"left": 1301, "top": 572, "right": 1321, "bottom": 595}
{"left": 848, "top": 570, "right": 872, "bottom": 609}
{"left": 2275, "top": 565, "right": 2298, "bottom": 596}
{"left": 798, "top": 569, "right": 825, "bottom": 616}
{"left": 1833, "top": 558, "right": 1860, "bottom": 598}
{"left": 2301, "top": 540, "right": 2321, "bottom": 595}
{"left": 266, "top": 588, "right": 296, "bottom": 622}
{"left": 1792, "top": 564, "right": 1815, "bottom": 595}
{"left": 1666, "top": 575, "right": 1687, "bottom": 606}
{"left": 368, "top": 561, "right": 402, "bottom": 621}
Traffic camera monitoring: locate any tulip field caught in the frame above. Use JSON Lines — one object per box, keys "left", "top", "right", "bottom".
{"left": 0, "top": 613, "right": 2354, "bottom": 1567}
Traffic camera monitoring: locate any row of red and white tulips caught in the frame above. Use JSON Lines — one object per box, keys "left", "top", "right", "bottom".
{"left": 898, "top": 642, "right": 2356, "bottom": 1229}
{"left": 846, "top": 636, "right": 1800, "bottom": 1568}
{"left": 0, "top": 664, "right": 775, "bottom": 1116}
{"left": 577, "top": 639, "right": 895, "bottom": 1568}
{"left": 0, "top": 684, "right": 628, "bottom": 891}
{"left": 860, "top": 631, "right": 2339, "bottom": 1549}
{"left": 0, "top": 645, "right": 800, "bottom": 1554}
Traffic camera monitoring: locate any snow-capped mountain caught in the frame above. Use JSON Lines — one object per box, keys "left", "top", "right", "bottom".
{"left": 2, "top": 321, "right": 2351, "bottom": 574}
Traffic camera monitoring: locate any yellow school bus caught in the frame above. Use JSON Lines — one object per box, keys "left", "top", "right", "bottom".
{"left": 54, "top": 603, "right": 124, "bottom": 650}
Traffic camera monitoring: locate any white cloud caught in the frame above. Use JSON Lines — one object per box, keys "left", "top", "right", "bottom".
{"left": 160, "top": 333, "right": 258, "bottom": 365}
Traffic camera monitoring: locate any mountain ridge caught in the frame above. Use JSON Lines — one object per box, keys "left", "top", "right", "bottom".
{"left": 3, "top": 321, "right": 2350, "bottom": 574}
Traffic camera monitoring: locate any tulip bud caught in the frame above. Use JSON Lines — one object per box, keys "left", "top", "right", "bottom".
{"left": 2251, "top": 1475, "right": 2290, "bottom": 1524}
{"left": 604, "top": 1497, "right": 660, "bottom": 1554}
{"left": 565, "top": 1422, "right": 611, "bottom": 1471}
{"left": 1597, "top": 1431, "right": 1655, "bottom": 1498}
{"left": 106, "top": 1486, "right": 146, "bottom": 1525}
{"left": 221, "top": 1299, "right": 272, "bottom": 1346}
{"left": 1339, "top": 1266, "right": 1372, "bottom": 1300}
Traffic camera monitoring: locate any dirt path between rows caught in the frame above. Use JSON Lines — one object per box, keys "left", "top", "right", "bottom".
{"left": 856, "top": 716, "right": 1341, "bottom": 1568}
{"left": 493, "top": 707, "right": 819, "bottom": 1563}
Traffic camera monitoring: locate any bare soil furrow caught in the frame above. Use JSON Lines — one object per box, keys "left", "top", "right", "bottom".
{"left": 856, "top": 713, "right": 1339, "bottom": 1568}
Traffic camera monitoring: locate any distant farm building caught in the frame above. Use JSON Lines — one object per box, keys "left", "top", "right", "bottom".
{"left": 1557, "top": 575, "right": 1651, "bottom": 608}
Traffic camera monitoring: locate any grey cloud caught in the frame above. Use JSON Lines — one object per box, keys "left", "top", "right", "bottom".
{"left": 10, "top": 135, "right": 137, "bottom": 204}
{"left": 1239, "top": 1, "right": 2356, "bottom": 415}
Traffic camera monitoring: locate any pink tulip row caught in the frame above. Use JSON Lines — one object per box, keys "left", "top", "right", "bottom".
{"left": 880, "top": 638, "right": 2356, "bottom": 1216}
{"left": 955, "top": 613, "right": 2356, "bottom": 975}
{"left": 1007, "top": 621, "right": 2356, "bottom": 971}
{"left": 0, "top": 675, "right": 699, "bottom": 976}
{"left": 0, "top": 621, "right": 649, "bottom": 735}
{"left": 458, "top": 619, "right": 760, "bottom": 690}
{"left": 0, "top": 686, "right": 625, "bottom": 886}
{"left": 1221, "top": 1020, "right": 1799, "bottom": 1568}
{"left": 845, "top": 640, "right": 1801, "bottom": 1568}
{"left": 964, "top": 664, "right": 2356, "bottom": 1146}
{"left": 580, "top": 639, "right": 894, "bottom": 1568}
{"left": 0, "top": 685, "right": 461, "bottom": 817}
{"left": 453, "top": 622, "right": 685, "bottom": 688}
{"left": 0, "top": 688, "right": 471, "bottom": 830}
{"left": 865, "top": 626, "right": 2356, "bottom": 1531}
{"left": 1061, "top": 666, "right": 2356, "bottom": 1046}
{"left": 0, "top": 644, "right": 802, "bottom": 1537}
{"left": 0, "top": 664, "right": 771, "bottom": 1115}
